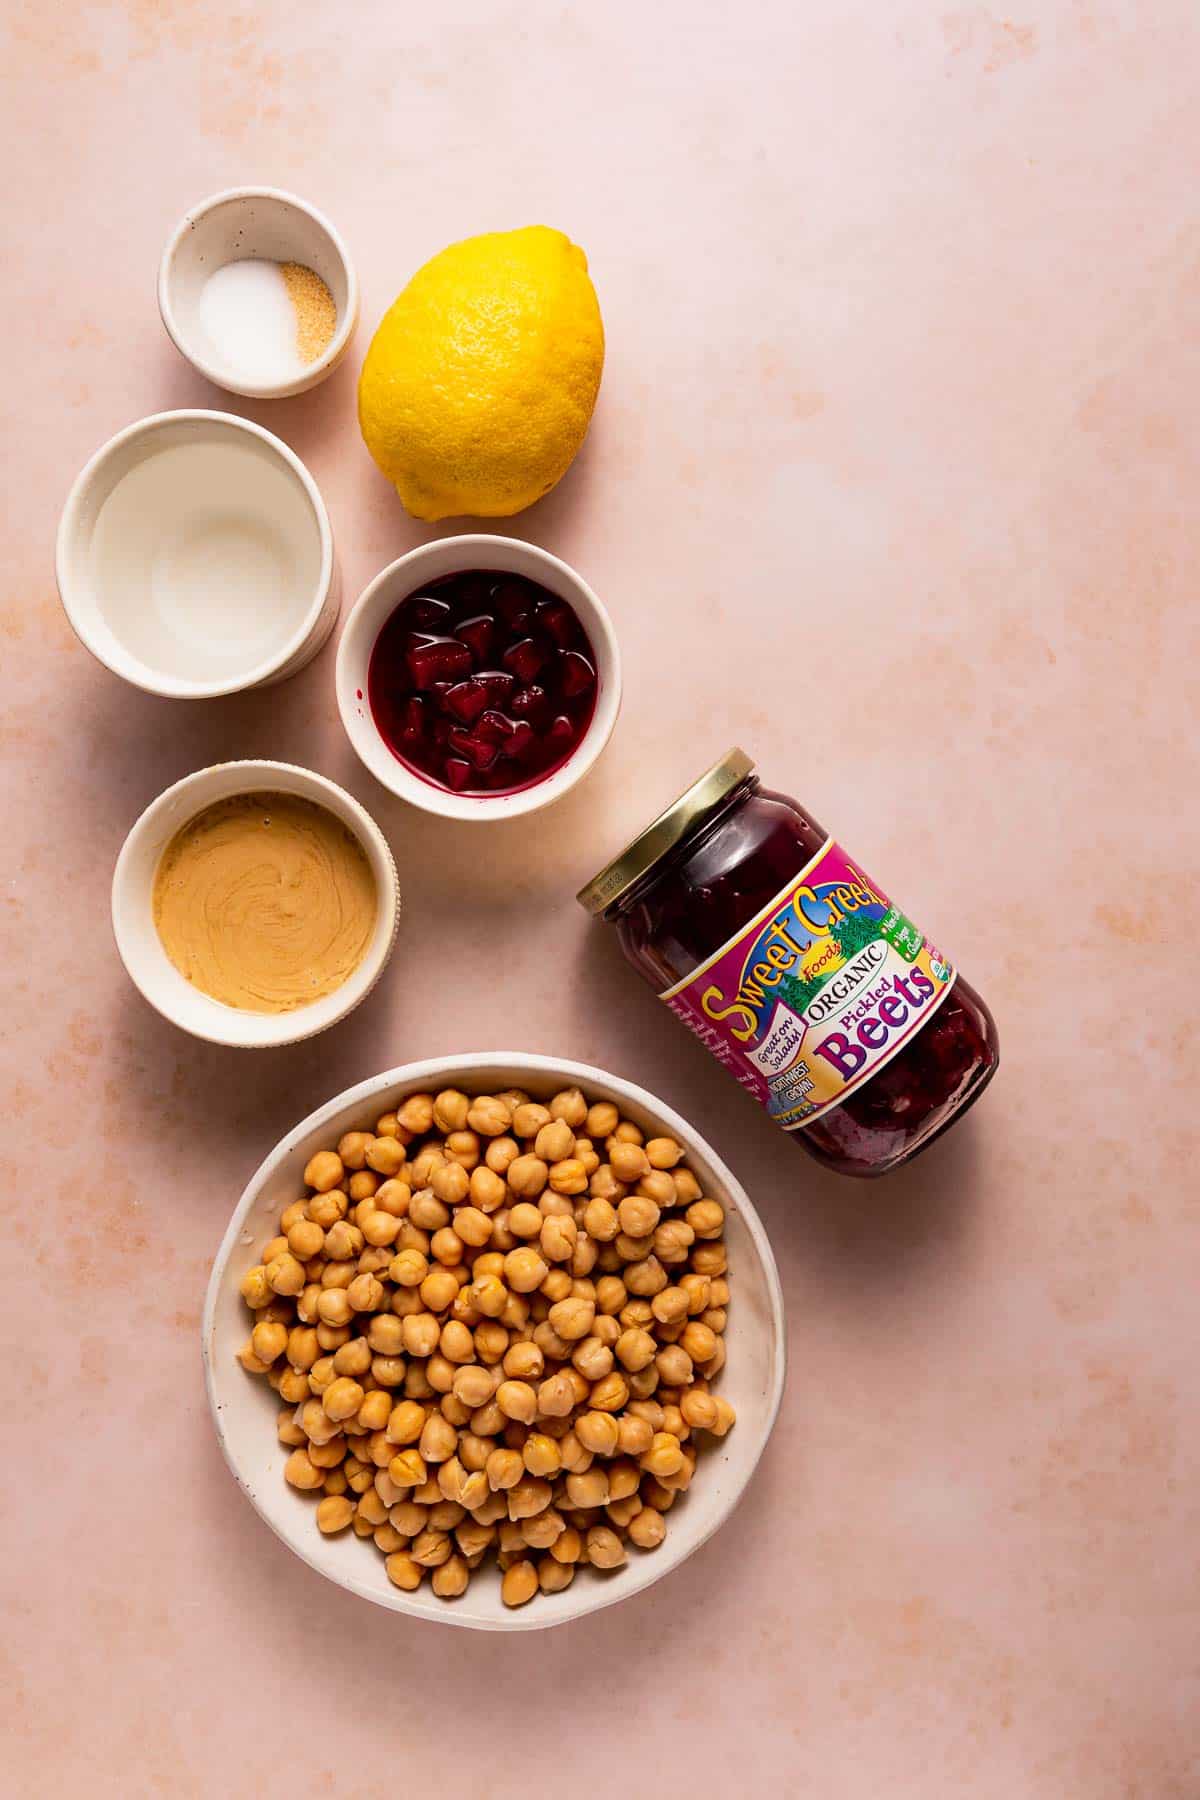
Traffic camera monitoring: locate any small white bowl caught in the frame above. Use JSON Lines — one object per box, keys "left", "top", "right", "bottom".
{"left": 159, "top": 187, "right": 359, "bottom": 399}
{"left": 203, "top": 1054, "right": 786, "bottom": 1630}
{"left": 112, "top": 760, "right": 400, "bottom": 1048}
{"left": 57, "top": 410, "right": 339, "bottom": 698}
{"left": 336, "top": 536, "right": 621, "bottom": 821}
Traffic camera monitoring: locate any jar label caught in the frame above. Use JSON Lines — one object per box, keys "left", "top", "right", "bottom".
{"left": 659, "top": 838, "right": 955, "bottom": 1129}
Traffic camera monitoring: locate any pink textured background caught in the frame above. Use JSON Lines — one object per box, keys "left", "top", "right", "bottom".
{"left": 3, "top": 3, "right": 1198, "bottom": 1794}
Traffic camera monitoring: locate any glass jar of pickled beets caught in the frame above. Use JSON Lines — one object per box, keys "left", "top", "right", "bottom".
{"left": 578, "top": 750, "right": 999, "bottom": 1177}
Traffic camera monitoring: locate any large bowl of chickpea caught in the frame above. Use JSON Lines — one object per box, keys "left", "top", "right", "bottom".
{"left": 204, "top": 1055, "right": 786, "bottom": 1630}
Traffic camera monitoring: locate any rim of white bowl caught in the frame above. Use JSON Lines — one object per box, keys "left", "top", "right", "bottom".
{"left": 202, "top": 1053, "right": 787, "bottom": 1630}
{"left": 335, "top": 535, "right": 622, "bottom": 821}
{"left": 157, "top": 186, "right": 361, "bottom": 400}
{"left": 56, "top": 409, "right": 336, "bottom": 698}
{"left": 111, "top": 759, "right": 400, "bottom": 1047}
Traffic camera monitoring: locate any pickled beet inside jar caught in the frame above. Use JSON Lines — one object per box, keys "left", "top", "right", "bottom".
{"left": 578, "top": 750, "right": 999, "bottom": 1177}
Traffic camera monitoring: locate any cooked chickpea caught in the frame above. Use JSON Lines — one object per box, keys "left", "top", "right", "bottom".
{"left": 536, "top": 1372, "right": 576, "bottom": 1419}
{"left": 651, "top": 1286, "right": 690, "bottom": 1328}
{"left": 386, "top": 1249, "right": 425, "bottom": 1291}
{"left": 418, "top": 1269, "right": 458, "bottom": 1314}
{"left": 466, "top": 1166, "right": 505, "bottom": 1214}
{"left": 540, "top": 1213, "right": 577, "bottom": 1263}
{"left": 507, "top": 1154, "right": 549, "bottom": 1199}
{"left": 687, "top": 1199, "right": 725, "bottom": 1238}
{"left": 692, "top": 1243, "right": 727, "bottom": 1278}
{"left": 628, "top": 1505, "right": 667, "bottom": 1550}
{"left": 484, "top": 1137, "right": 519, "bottom": 1177}
{"left": 609, "top": 1142, "right": 650, "bottom": 1184}
{"left": 486, "top": 1447, "right": 525, "bottom": 1491}
{"left": 385, "top": 1401, "right": 425, "bottom": 1446}
{"left": 645, "top": 1137, "right": 682, "bottom": 1170}
{"left": 266, "top": 1253, "right": 305, "bottom": 1298}
{"left": 250, "top": 1320, "right": 287, "bottom": 1365}
{"left": 397, "top": 1093, "right": 434, "bottom": 1135}
{"left": 586, "top": 1526, "right": 626, "bottom": 1569}
{"left": 639, "top": 1168, "right": 677, "bottom": 1207}
{"left": 449, "top": 1365, "right": 494, "bottom": 1410}
{"left": 315, "top": 1494, "right": 355, "bottom": 1534}
{"left": 408, "top": 1526, "right": 451, "bottom": 1568}
{"left": 239, "top": 1265, "right": 273, "bottom": 1310}
{"left": 500, "top": 1560, "right": 538, "bottom": 1608}
{"left": 680, "top": 1319, "right": 720, "bottom": 1364}
{"left": 308, "top": 1191, "right": 348, "bottom": 1229}
{"left": 654, "top": 1220, "right": 694, "bottom": 1265}
{"left": 427, "top": 1553, "right": 467, "bottom": 1599}
{"left": 618, "top": 1194, "right": 660, "bottom": 1239}
{"left": 304, "top": 1150, "right": 345, "bottom": 1193}
{"left": 444, "top": 1129, "right": 481, "bottom": 1170}
{"left": 499, "top": 1341, "right": 541, "bottom": 1384}
{"left": 624, "top": 1255, "right": 669, "bottom": 1297}
{"left": 571, "top": 1336, "right": 614, "bottom": 1383}
{"left": 431, "top": 1161, "right": 470, "bottom": 1207}
{"left": 507, "top": 1201, "right": 543, "bottom": 1241}
{"left": 565, "top": 1468, "right": 609, "bottom": 1509}
{"left": 575, "top": 1411, "right": 620, "bottom": 1457}
{"left": 583, "top": 1196, "right": 619, "bottom": 1242}
{"left": 507, "top": 1476, "right": 553, "bottom": 1521}
{"left": 541, "top": 1296, "right": 590, "bottom": 1344}
{"left": 614, "top": 1327, "right": 657, "bottom": 1372}
{"left": 640, "top": 1432, "right": 685, "bottom": 1478}
{"left": 467, "top": 1095, "right": 512, "bottom": 1137}
{"left": 548, "top": 1158, "right": 588, "bottom": 1196}
{"left": 365, "top": 1137, "right": 406, "bottom": 1178}
{"left": 286, "top": 1219, "right": 325, "bottom": 1262}
{"left": 521, "top": 1433, "right": 562, "bottom": 1479}
{"left": 548, "top": 1087, "right": 587, "bottom": 1128}
{"left": 316, "top": 1289, "right": 353, "bottom": 1328}
{"left": 408, "top": 1148, "right": 446, "bottom": 1189}
{"left": 419, "top": 1411, "right": 458, "bottom": 1464}
{"left": 504, "top": 1104, "right": 545, "bottom": 1142}
{"left": 284, "top": 1448, "right": 325, "bottom": 1491}
{"left": 426, "top": 1089, "right": 466, "bottom": 1133}
{"left": 496, "top": 1380, "right": 538, "bottom": 1424}
{"left": 388, "top": 1449, "right": 427, "bottom": 1489}
{"left": 532, "top": 1120, "right": 573, "bottom": 1165}
{"left": 322, "top": 1377, "right": 365, "bottom": 1422}
{"left": 504, "top": 1247, "right": 548, "bottom": 1294}
{"left": 324, "top": 1220, "right": 363, "bottom": 1262}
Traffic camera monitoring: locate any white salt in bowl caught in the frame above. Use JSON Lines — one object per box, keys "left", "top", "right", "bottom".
{"left": 111, "top": 760, "right": 400, "bottom": 1048}
{"left": 57, "top": 410, "right": 338, "bottom": 697}
{"left": 159, "top": 187, "right": 359, "bottom": 399}
{"left": 204, "top": 1054, "right": 786, "bottom": 1630}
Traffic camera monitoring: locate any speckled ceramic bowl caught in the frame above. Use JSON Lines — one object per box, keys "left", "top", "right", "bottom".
{"left": 203, "top": 1055, "right": 786, "bottom": 1630}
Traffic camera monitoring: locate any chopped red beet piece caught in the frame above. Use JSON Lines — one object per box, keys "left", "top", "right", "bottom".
{"left": 444, "top": 678, "right": 490, "bottom": 725}
{"left": 535, "top": 599, "right": 578, "bottom": 648}
{"left": 455, "top": 613, "right": 497, "bottom": 664}
{"left": 559, "top": 650, "right": 596, "bottom": 698}
{"left": 406, "top": 635, "right": 473, "bottom": 690}
{"left": 444, "top": 756, "right": 472, "bottom": 790}
{"left": 503, "top": 636, "right": 551, "bottom": 684}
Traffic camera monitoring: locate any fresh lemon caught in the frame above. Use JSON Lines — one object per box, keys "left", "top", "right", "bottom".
{"left": 357, "top": 226, "right": 604, "bottom": 521}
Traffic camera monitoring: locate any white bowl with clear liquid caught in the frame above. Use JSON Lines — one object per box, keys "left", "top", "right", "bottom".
{"left": 56, "top": 410, "right": 339, "bottom": 697}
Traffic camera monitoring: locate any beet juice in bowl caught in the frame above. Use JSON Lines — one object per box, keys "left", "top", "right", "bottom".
{"left": 336, "top": 537, "right": 621, "bottom": 819}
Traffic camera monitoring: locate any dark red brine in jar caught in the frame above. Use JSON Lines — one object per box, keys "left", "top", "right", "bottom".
{"left": 578, "top": 750, "right": 998, "bottom": 1177}
{"left": 367, "top": 570, "right": 598, "bottom": 795}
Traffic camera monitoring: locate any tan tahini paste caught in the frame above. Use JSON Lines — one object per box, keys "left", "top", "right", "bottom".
{"left": 152, "top": 792, "right": 377, "bottom": 1013}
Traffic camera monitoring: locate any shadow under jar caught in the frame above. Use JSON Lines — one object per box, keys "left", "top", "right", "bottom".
{"left": 578, "top": 750, "right": 999, "bottom": 1178}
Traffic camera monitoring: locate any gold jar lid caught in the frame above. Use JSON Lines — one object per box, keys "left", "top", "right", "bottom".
{"left": 576, "top": 748, "right": 756, "bottom": 916}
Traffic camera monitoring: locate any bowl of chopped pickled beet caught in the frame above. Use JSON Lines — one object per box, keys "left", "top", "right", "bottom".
{"left": 336, "top": 537, "right": 621, "bottom": 819}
